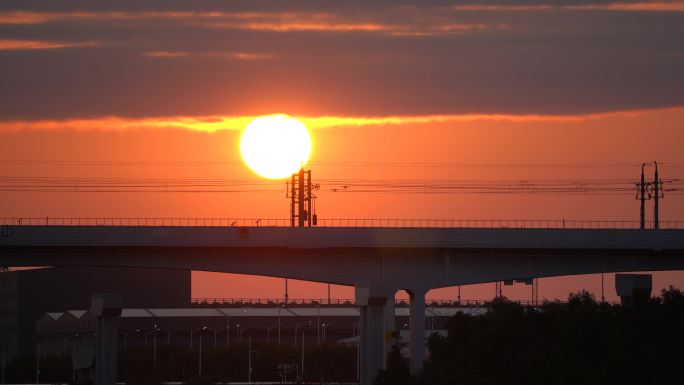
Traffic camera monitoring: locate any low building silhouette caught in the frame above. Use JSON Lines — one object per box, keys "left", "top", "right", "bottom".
{"left": 0, "top": 266, "right": 190, "bottom": 360}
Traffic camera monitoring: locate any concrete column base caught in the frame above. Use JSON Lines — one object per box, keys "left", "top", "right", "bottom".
{"left": 408, "top": 288, "right": 426, "bottom": 374}
{"left": 92, "top": 293, "right": 122, "bottom": 385}
{"left": 356, "top": 285, "right": 394, "bottom": 385}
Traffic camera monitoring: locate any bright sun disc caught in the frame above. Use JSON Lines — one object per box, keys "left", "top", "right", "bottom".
{"left": 240, "top": 114, "right": 312, "bottom": 179}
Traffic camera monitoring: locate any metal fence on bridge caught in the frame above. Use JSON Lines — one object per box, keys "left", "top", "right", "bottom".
{"left": 1, "top": 217, "right": 682, "bottom": 229}
{"left": 189, "top": 297, "right": 616, "bottom": 307}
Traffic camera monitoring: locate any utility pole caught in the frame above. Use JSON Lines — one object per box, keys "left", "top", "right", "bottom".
{"left": 298, "top": 168, "right": 305, "bottom": 227}
{"left": 601, "top": 271, "right": 605, "bottom": 303}
{"left": 640, "top": 163, "right": 646, "bottom": 229}
{"left": 290, "top": 173, "right": 296, "bottom": 227}
{"left": 654, "top": 161, "right": 660, "bottom": 229}
{"left": 289, "top": 168, "right": 318, "bottom": 228}
{"left": 636, "top": 162, "right": 665, "bottom": 229}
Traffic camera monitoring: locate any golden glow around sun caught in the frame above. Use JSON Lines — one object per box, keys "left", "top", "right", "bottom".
{"left": 240, "top": 114, "right": 312, "bottom": 179}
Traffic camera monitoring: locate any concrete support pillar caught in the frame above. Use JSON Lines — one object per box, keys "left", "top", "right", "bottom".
{"left": 92, "top": 293, "right": 122, "bottom": 385}
{"left": 358, "top": 305, "right": 368, "bottom": 384}
{"left": 383, "top": 293, "right": 396, "bottom": 364}
{"left": 408, "top": 288, "right": 426, "bottom": 374}
{"left": 356, "top": 285, "right": 392, "bottom": 385}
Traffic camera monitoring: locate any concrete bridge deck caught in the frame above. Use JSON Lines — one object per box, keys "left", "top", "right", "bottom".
{"left": 2, "top": 225, "right": 683, "bottom": 384}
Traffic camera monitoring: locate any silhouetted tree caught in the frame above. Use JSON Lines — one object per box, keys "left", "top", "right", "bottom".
{"left": 420, "top": 288, "right": 684, "bottom": 385}
{"left": 374, "top": 344, "right": 414, "bottom": 385}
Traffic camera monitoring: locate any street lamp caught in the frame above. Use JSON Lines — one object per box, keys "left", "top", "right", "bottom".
{"left": 322, "top": 321, "right": 335, "bottom": 342}
{"left": 69, "top": 334, "right": 81, "bottom": 382}
{"left": 190, "top": 327, "right": 207, "bottom": 377}
{"left": 190, "top": 326, "right": 206, "bottom": 350}
{"left": 248, "top": 334, "right": 259, "bottom": 383}
{"left": 217, "top": 309, "right": 247, "bottom": 346}
{"left": 294, "top": 321, "right": 311, "bottom": 348}
{"left": 236, "top": 324, "right": 240, "bottom": 344}
{"left": 145, "top": 325, "right": 160, "bottom": 380}
{"left": 35, "top": 340, "right": 40, "bottom": 385}
{"left": 238, "top": 325, "right": 253, "bottom": 345}
{"left": 353, "top": 322, "right": 360, "bottom": 382}
{"left": 1, "top": 338, "right": 5, "bottom": 385}
{"left": 294, "top": 324, "right": 299, "bottom": 348}
{"left": 144, "top": 326, "right": 158, "bottom": 348}
{"left": 300, "top": 324, "right": 310, "bottom": 381}
{"left": 266, "top": 324, "right": 277, "bottom": 343}
{"left": 166, "top": 329, "right": 183, "bottom": 346}
{"left": 277, "top": 304, "right": 285, "bottom": 346}
{"left": 123, "top": 329, "right": 141, "bottom": 350}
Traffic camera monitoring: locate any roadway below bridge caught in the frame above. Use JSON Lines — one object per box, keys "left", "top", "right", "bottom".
{"left": 2, "top": 225, "right": 684, "bottom": 384}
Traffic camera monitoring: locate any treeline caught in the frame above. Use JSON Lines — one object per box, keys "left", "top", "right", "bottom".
{"left": 378, "top": 286, "right": 684, "bottom": 385}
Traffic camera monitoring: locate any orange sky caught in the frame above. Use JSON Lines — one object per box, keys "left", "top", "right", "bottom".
{"left": 1, "top": 107, "right": 683, "bottom": 302}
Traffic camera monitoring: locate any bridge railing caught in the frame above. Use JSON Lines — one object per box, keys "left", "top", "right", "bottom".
{"left": 191, "top": 297, "right": 357, "bottom": 306}
{"left": 189, "top": 297, "right": 616, "bottom": 307}
{"left": 1, "top": 217, "right": 682, "bottom": 229}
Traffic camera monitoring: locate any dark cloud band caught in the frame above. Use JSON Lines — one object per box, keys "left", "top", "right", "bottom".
{"left": 0, "top": 0, "right": 682, "bottom": 119}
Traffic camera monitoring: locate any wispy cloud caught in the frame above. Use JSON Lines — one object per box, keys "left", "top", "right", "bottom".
{"left": 0, "top": 11, "right": 224, "bottom": 25}
{"left": 0, "top": 38, "right": 96, "bottom": 50}
{"left": 0, "top": 10, "right": 507, "bottom": 36}
{"left": 452, "top": 1, "right": 684, "bottom": 12}
{"left": 2, "top": 2, "right": 681, "bottom": 29}
{"left": 206, "top": 51, "right": 277, "bottom": 60}
{"left": 143, "top": 50, "right": 277, "bottom": 60}
{"left": 217, "top": 21, "right": 507, "bottom": 35}
{"left": 143, "top": 51, "right": 190, "bottom": 58}
{"left": 569, "top": 1, "right": 684, "bottom": 11}
{"left": 1, "top": 108, "right": 681, "bottom": 133}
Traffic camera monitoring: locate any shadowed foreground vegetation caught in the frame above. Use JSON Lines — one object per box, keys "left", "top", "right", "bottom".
{"left": 378, "top": 287, "right": 684, "bottom": 385}
{"left": 8, "top": 287, "right": 684, "bottom": 384}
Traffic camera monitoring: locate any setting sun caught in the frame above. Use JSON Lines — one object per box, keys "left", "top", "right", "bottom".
{"left": 239, "top": 114, "right": 312, "bottom": 179}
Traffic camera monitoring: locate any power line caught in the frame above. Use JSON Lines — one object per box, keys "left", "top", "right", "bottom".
{"left": 2, "top": 159, "right": 684, "bottom": 168}
{"left": 0, "top": 175, "right": 681, "bottom": 195}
